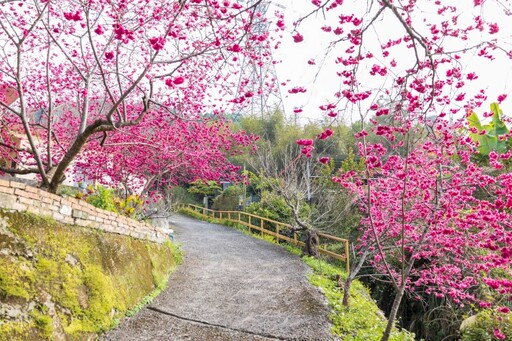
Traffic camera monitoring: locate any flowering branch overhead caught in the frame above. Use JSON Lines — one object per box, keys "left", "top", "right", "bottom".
{"left": 0, "top": 0, "right": 278, "bottom": 194}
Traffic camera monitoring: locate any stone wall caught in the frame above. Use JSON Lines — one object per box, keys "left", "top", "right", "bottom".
{"left": 0, "top": 179, "right": 166, "bottom": 243}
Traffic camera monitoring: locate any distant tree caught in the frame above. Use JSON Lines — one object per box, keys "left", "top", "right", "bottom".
{"left": 254, "top": 140, "right": 354, "bottom": 257}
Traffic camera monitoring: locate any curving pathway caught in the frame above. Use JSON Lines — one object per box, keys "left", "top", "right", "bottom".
{"left": 102, "top": 214, "right": 335, "bottom": 341}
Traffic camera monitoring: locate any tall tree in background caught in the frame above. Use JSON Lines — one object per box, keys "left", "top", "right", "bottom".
{"left": 0, "top": 0, "right": 280, "bottom": 193}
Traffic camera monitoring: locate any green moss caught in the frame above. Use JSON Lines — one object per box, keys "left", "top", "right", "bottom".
{"left": 0, "top": 209, "right": 180, "bottom": 340}
{"left": 0, "top": 256, "right": 35, "bottom": 300}
{"left": 0, "top": 321, "right": 34, "bottom": 341}
{"left": 166, "top": 240, "right": 184, "bottom": 265}
{"left": 30, "top": 309, "right": 53, "bottom": 339}
{"left": 83, "top": 265, "right": 123, "bottom": 325}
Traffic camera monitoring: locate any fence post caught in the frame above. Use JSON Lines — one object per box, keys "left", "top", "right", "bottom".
{"left": 345, "top": 240, "right": 350, "bottom": 273}
{"left": 260, "top": 219, "right": 264, "bottom": 237}
{"left": 293, "top": 232, "right": 298, "bottom": 245}
{"left": 276, "top": 225, "right": 280, "bottom": 242}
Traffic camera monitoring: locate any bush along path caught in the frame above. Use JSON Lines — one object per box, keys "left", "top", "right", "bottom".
{"left": 102, "top": 214, "right": 335, "bottom": 341}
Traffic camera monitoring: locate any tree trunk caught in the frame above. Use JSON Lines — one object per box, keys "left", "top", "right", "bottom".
{"left": 342, "top": 277, "right": 353, "bottom": 307}
{"left": 304, "top": 229, "right": 319, "bottom": 257}
{"left": 41, "top": 119, "right": 112, "bottom": 194}
{"left": 341, "top": 248, "right": 368, "bottom": 307}
{"left": 380, "top": 285, "right": 406, "bottom": 341}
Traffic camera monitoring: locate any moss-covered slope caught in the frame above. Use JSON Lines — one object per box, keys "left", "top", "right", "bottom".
{"left": 0, "top": 210, "right": 180, "bottom": 340}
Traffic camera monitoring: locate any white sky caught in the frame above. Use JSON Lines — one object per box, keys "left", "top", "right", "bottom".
{"left": 268, "top": 0, "right": 512, "bottom": 125}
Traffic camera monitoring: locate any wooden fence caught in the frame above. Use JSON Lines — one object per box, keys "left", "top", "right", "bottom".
{"left": 177, "top": 204, "right": 350, "bottom": 273}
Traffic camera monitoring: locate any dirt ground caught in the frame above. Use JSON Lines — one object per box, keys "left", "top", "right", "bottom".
{"left": 101, "top": 214, "right": 336, "bottom": 341}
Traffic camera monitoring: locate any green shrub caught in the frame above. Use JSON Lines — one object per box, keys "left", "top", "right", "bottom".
{"left": 85, "top": 185, "right": 118, "bottom": 213}
{"left": 461, "top": 309, "right": 512, "bottom": 341}
{"left": 116, "top": 194, "right": 143, "bottom": 218}
{"left": 246, "top": 191, "right": 292, "bottom": 224}
{"left": 212, "top": 185, "right": 244, "bottom": 211}
{"left": 83, "top": 185, "right": 145, "bottom": 218}
{"left": 170, "top": 186, "right": 198, "bottom": 205}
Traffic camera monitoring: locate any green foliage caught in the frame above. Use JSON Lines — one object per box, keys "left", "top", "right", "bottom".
{"left": 341, "top": 148, "right": 366, "bottom": 173}
{"left": 243, "top": 171, "right": 307, "bottom": 225}
{"left": 170, "top": 186, "right": 198, "bottom": 205}
{"left": 212, "top": 185, "right": 244, "bottom": 211}
{"left": 238, "top": 109, "right": 285, "bottom": 144}
{"left": 310, "top": 151, "right": 361, "bottom": 237}
{"left": 461, "top": 309, "right": 512, "bottom": 341}
{"left": 82, "top": 185, "right": 144, "bottom": 218}
{"left": 187, "top": 180, "right": 221, "bottom": 197}
{"left": 467, "top": 102, "right": 510, "bottom": 156}
{"left": 86, "top": 185, "right": 118, "bottom": 213}
{"left": 234, "top": 110, "right": 358, "bottom": 171}
{"left": 246, "top": 190, "right": 293, "bottom": 224}
{"left": 245, "top": 170, "right": 281, "bottom": 196}
{"left": 303, "top": 257, "right": 414, "bottom": 341}
{"left": 116, "top": 194, "right": 144, "bottom": 218}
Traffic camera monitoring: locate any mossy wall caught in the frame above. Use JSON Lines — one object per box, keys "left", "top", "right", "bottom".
{"left": 0, "top": 210, "right": 180, "bottom": 340}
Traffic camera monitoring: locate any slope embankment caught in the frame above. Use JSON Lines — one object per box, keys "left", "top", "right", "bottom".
{"left": 0, "top": 180, "right": 179, "bottom": 341}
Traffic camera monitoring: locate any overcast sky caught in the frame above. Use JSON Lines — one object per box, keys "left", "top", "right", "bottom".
{"left": 269, "top": 0, "right": 512, "bottom": 125}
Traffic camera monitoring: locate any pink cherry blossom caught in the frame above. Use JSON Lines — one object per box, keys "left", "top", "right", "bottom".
{"left": 319, "top": 156, "right": 330, "bottom": 164}
{"left": 292, "top": 33, "right": 304, "bottom": 43}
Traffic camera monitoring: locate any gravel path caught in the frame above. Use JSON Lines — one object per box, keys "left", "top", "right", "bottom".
{"left": 102, "top": 214, "right": 335, "bottom": 341}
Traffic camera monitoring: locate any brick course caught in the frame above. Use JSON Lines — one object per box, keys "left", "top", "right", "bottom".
{"left": 0, "top": 181, "right": 166, "bottom": 243}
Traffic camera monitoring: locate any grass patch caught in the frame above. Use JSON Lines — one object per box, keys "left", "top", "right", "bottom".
{"left": 303, "top": 256, "right": 414, "bottom": 340}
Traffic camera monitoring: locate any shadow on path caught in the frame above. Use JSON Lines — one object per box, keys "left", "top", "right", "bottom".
{"left": 102, "top": 214, "right": 335, "bottom": 341}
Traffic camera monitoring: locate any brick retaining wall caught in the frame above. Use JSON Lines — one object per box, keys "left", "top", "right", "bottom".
{"left": 0, "top": 179, "right": 166, "bottom": 243}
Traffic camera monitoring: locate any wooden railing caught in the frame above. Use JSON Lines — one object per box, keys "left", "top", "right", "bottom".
{"left": 176, "top": 204, "right": 350, "bottom": 273}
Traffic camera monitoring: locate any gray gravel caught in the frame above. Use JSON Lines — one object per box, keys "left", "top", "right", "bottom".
{"left": 102, "top": 214, "right": 335, "bottom": 341}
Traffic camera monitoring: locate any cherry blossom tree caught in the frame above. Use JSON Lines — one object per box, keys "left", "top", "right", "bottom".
{"left": 0, "top": 0, "right": 281, "bottom": 193}
{"left": 289, "top": 1, "right": 512, "bottom": 340}
{"left": 75, "top": 114, "right": 256, "bottom": 196}
{"left": 333, "top": 110, "right": 512, "bottom": 339}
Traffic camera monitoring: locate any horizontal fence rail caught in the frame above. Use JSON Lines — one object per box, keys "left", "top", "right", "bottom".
{"left": 176, "top": 204, "right": 350, "bottom": 273}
